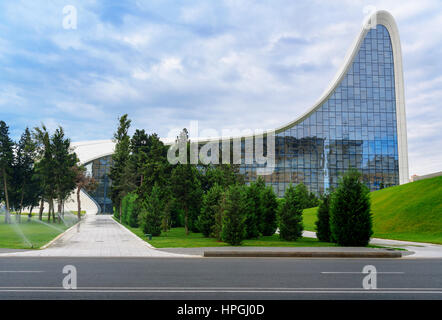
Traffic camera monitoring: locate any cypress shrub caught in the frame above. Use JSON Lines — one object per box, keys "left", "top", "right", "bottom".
{"left": 243, "top": 181, "right": 263, "bottom": 239}
{"left": 278, "top": 184, "right": 303, "bottom": 241}
{"left": 330, "top": 169, "right": 373, "bottom": 246}
{"left": 315, "top": 193, "right": 331, "bottom": 242}
{"left": 260, "top": 186, "right": 278, "bottom": 236}
{"left": 139, "top": 185, "right": 163, "bottom": 236}
{"left": 198, "top": 183, "right": 224, "bottom": 237}
{"left": 221, "top": 185, "right": 247, "bottom": 245}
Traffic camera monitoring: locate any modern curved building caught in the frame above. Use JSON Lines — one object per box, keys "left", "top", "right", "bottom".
{"left": 72, "top": 11, "right": 409, "bottom": 213}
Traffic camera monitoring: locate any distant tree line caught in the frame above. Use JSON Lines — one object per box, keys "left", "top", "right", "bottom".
{"left": 0, "top": 120, "right": 96, "bottom": 224}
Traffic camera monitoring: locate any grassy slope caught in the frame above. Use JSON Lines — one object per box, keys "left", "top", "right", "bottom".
{"left": 303, "top": 176, "right": 442, "bottom": 244}
{"left": 0, "top": 217, "right": 71, "bottom": 249}
{"left": 123, "top": 224, "right": 337, "bottom": 248}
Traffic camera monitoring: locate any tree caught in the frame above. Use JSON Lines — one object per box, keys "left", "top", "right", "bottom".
{"left": 198, "top": 183, "right": 223, "bottom": 237}
{"left": 129, "top": 129, "right": 150, "bottom": 188}
{"left": 73, "top": 165, "right": 98, "bottom": 221}
{"left": 243, "top": 179, "right": 265, "bottom": 239}
{"left": 51, "top": 127, "right": 78, "bottom": 221}
{"left": 11, "top": 128, "right": 37, "bottom": 222}
{"left": 260, "top": 185, "right": 278, "bottom": 236}
{"left": 221, "top": 185, "right": 247, "bottom": 245}
{"left": 315, "top": 192, "right": 331, "bottom": 242}
{"left": 330, "top": 169, "right": 373, "bottom": 246}
{"left": 278, "top": 184, "right": 303, "bottom": 241}
{"left": 109, "top": 114, "right": 134, "bottom": 222}
{"left": 34, "top": 125, "right": 57, "bottom": 222}
{"left": 139, "top": 184, "right": 163, "bottom": 236}
{"left": 294, "top": 183, "right": 310, "bottom": 209}
{"left": 170, "top": 163, "right": 202, "bottom": 235}
{"left": 0, "top": 121, "right": 14, "bottom": 223}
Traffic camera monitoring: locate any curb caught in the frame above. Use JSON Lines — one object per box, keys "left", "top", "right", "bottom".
{"left": 39, "top": 218, "right": 81, "bottom": 249}
{"left": 203, "top": 250, "right": 402, "bottom": 258}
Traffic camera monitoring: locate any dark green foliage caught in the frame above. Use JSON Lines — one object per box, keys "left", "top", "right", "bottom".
{"left": 260, "top": 186, "right": 278, "bottom": 236}
{"left": 278, "top": 184, "right": 304, "bottom": 241}
{"left": 139, "top": 185, "right": 163, "bottom": 236}
{"left": 307, "top": 191, "right": 320, "bottom": 208}
{"left": 243, "top": 178, "right": 266, "bottom": 239}
{"left": 198, "top": 183, "right": 223, "bottom": 237}
{"left": 294, "top": 183, "right": 310, "bottom": 209}
{"left": 221, "top": 185, "right": 246, "bottom": 245}
{"left": 109, "top": 114, "right": 134, "bottom": 220}
{"left": 315, "top": 193, "right": 331, "bottom": 242}
{"left": 121, "top": 193, "right": 139, "bottom": 227}
{"left": 170, "top": 162, "right": 203, "bottom": 235}
{"left": 330, "top": 169, "right": 373, "bottom": 246}
{"left": 0, "top": 121, "right": 14, "bottom": 223}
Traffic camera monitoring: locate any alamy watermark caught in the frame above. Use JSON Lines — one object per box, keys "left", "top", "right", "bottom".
{"left": 62, "top": 5, "right": 77, "bottom": 30}
{"left": 62, "top": 265, "right": 77, "bottom": 289}
{"left": 166, "top": 121, "right": 276, "bottom": 175}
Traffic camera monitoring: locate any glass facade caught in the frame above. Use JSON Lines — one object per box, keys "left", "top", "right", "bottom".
{"left": 85, "top": 155, "right": 113, "bottom": 213}
{"left": 238, "top": 25, "right": 399, "bottom": 196}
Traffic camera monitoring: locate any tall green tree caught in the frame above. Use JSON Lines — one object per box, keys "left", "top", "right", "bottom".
{"left": 0, "top": 121, "right": 14, "bottom": 223}
{"left": 243, "top": 178, "right": 265, "bottom": 239}
{"left": 11, "top": 127, "right": 37, "bottom": 222}
{"left": 315, "top": 192, "right": 331, "bottom": 242}
{"left": 170, "top": 163, "right": 202, "bottom": 235}
{"left": 278, "top": 184, "right": 304, "bottom": 241}
{"left": 51, "top": 127, "right": 78, "bottom": 220}
{"left": 260, "top": 185, "right": 278, "bottom": 236}
{"left": 330, "top": 169, "right": 373, "bottom": 246}
{"left": 33, "top": 125, "right": 55, "bottom": 221}
{"left": 109, "top": 114, "right": 134, "bottom": 222}
{"left": 139, "top": 184, "right": 163, "bottom": 236}
{"left": 129, "top": 129, "right": 150, "bottom": 188}
{"left": 221, "top": 185, "right": 247, "bottom": 245}
{"left": 198, "top": 183, "right": 223, "bottom": 237}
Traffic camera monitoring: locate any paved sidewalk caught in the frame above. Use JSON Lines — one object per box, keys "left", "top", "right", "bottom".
{"left": 0, "top": 214, "right": 190, "bottom": 258}
{"left": 302, "top": 231, "right": 442, "bottom": 258}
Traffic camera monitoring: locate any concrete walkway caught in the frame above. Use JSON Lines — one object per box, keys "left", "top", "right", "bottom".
{"left": 302, "top": 231, "right": 442, "bottom": 258}
{"left": 0, "top": 214, "right": 190, "bottom": 258}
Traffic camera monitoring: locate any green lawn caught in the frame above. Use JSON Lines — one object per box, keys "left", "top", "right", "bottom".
{"left": 122, "top": 224, "right": 337, "bottom": 248}
{"left": 0, "top": 215, "right": 76, "bottom": 249}
{"left": 302, "top": 176, "right": 442, "bottom": 244}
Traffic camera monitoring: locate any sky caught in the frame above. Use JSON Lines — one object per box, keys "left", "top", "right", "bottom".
{"left": 0, "top": 0, "right": 441, "bottom": 177}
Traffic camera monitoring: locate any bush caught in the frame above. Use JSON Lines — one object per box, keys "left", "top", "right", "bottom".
{"left": 278, "top": 184, "right": 303, "bottom": 241}
{"left": 260, "top": 186, "right": 278, "bottom": 236}
{"left": 330, "top": 169, "right": 373, "bottom": 246}
{"left": 243, "top": 180, "right": 265, "bottom": 239}
{"left": 221, "top": 185, "right": 247, "bottom": 245}
{"left": 124, "top": 193, "right": 140, "bottom": 227}
{"left": 139, "top": 185, "right": 163, "bottom": 236}
{"left": 198, "top": 184, "right": 224, "bottom": 237}
{"left": 315, "top": 193, "right": 331, "bottom": 242}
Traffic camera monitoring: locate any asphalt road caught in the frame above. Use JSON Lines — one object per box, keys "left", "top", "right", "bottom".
{"left": 0, "top": 257, "right": 441, "bottom": 299}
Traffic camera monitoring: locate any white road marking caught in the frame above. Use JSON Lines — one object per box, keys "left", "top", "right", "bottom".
{"left": 0, "top": 271, "right": 44, "bottom": 273}
{"left": 321, "top": 271, "right": 404, "bottom": 274}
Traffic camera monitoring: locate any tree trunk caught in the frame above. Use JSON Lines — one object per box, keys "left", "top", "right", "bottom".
{"left": 184, "top": 206, "right": 189, "bottom": 235}
{"left": 47, "top": 199, "right": 52, "bottom": 222}
{"left": 51, "top": 199, "right": 56, "bottom": 223}
{"left": 2, "top": 168, "right": 10, "bottom": 224}
{"left": 39, "top": 198, "right": 44, "bottom": 221}
{"left": 77, "top": 187, "right": 81, "bottom": 221}
{"left": 57, "top": 199, "right": 62, "bottom": 223}
{"left": 28, "top": 205, "right": 33, "bottom": 222}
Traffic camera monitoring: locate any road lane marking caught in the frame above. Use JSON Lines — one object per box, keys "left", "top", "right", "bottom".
{"left": 321, "top": 272, "right": 404, "bottom": 274}
{"left": 0, "top": 271, "right": 45, "bottom": 273}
